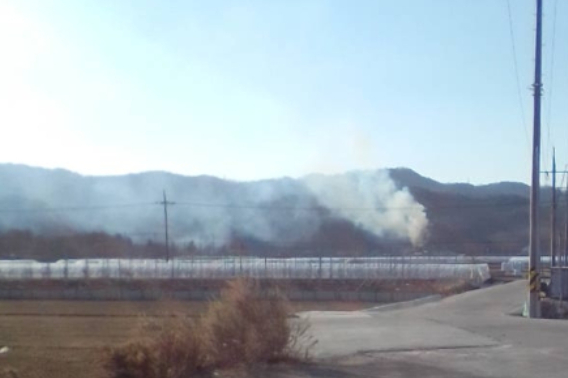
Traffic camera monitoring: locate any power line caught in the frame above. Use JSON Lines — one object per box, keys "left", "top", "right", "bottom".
{"left": 174, "top": 200, "right": 558, "bottom": 212}
{"left": 506, "top": 0, "right": 530, "bottom": 148}
{"left": 3, "top": 199, "right": 567, "bottom": 215}
{"left": 560, "top": 165, "right": 568, "bottom": 189}
{"left": 0, "top": 202, "right": 156, "bottom": 214}
{"left": 544, "top": 0, "right": 559, "bottom": 172}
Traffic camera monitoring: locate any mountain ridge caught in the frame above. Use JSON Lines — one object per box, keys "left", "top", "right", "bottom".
{"left": 1, "top": 163, "right": 529, "bottom": 190}
{"left": 0, "top": 163, "right": 545, "bottom": 259}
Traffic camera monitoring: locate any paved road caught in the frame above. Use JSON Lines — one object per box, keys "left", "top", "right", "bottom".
{"left": 296, "top": 281, "right": 568, "bottom": 378}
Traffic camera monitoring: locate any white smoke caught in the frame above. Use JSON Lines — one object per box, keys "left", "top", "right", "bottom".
{"left": 303, "top": 170, "right": 428, "bottom": 246}
{"left": 0, "top": 164, "right": 428, "bottom": 247}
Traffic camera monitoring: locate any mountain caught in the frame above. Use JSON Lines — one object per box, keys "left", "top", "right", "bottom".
{"left": 389, "top": 168, "right": 529, "bottom": 198}
{"left": 389, "top": 168, "right": 557, "bottom": 256}
{"left": 0, "top": 164, "right": 551, "bottom": 259}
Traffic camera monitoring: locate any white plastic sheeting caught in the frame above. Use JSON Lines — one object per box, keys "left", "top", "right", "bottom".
{"left": 0, "top": 257, "right": 491, "bottom": 284}
{"left": 501, "top": 256, "right": 551, "bottom": 276}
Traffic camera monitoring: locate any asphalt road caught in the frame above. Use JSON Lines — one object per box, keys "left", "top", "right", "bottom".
{"left": 295, "top": 281, "right": 568, "bottom": 378}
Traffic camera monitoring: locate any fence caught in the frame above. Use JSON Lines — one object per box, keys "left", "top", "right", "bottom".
{"left": 0, "top": 257, "right": 491, "bottom": 284}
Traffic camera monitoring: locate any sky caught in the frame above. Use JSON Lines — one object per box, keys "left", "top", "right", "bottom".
{"left": 1, "top": 0, "right": 568, "bottom": 184}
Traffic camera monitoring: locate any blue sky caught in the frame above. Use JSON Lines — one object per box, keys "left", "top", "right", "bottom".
{"left": 1, "top": 0, "right": 567, "bottom": 184}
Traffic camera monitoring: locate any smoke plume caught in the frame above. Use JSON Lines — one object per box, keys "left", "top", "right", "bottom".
{"left": 303, "top": 170, "right": 428, "bottom": 246}
{"left": 0, "top": 164, "right": 428, "bottom": 247}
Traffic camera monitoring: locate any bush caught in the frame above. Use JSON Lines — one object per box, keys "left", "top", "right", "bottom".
{"left": 103, "top": 279, "right": 314, "bottom": 378}
{"left": 1, "top": 369, "right": 19, "bottom": 378}
{"left": 200, "top": 279, "right": 291, "bottom": 367}
{"left": 103, "top": 318, "right": 205, "bottom": 378}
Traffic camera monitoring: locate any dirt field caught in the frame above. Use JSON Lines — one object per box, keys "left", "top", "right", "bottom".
{"left": 0, "top": 300, "right": 374, "bottom": 378}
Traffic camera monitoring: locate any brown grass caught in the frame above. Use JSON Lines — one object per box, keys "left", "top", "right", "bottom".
{"left": 103, "top": 279, "right": 316, "bottom": 378}
{"left": 1, "top": 280, "right": 454, "bottom": 377}
{"left": 103, "top": 319, "right": 205, "bottom": 378}
{"left": 433, "top": 280, "right": 478, "bottom": 297}
{"left": 1, "top": 369, "right": 19, "bottom": 378}
{"left": 0, "top": 299, "right": 362, "bottom": 378}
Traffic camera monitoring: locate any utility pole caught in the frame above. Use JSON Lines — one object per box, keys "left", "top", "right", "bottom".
{"left": 565, "top": 180, "right": 568, "bottom": 266}
{"left": 558, "top": 180, "right": 568, "bottom": 306}
{"left": 157, "top": 190, "right": 175, "bottom": 262}
{"left": 528, "top": 0, "right": 543, "bottom": 318}
{"left": 543, "top": 162, "right": 568, "bottom": 266}
{"left": 562, "top": 177, "right": 568, "bottom": 305}
{"left": 551, "top": 149, "right": 557, "bottom": 267}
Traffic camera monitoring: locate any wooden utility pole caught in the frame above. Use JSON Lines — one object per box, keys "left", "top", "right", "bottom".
{"left": 157, "top": 190, "right": 175, "bottom": 261}
{"left": 528, "top": 0, "right": 543, "bottom": 318}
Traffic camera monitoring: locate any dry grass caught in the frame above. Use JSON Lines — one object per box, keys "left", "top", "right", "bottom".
{"left": 0, "top": 301, "right": 206, "bottom": 378}
{"left": 103, "top": 318, "right": 205, "bottom": 378}
{"left": 432, "top": 280, "right": 478, "bottom": 297}
{"left": 0, "top": 295, "right": 388, "bottom": 377}
{"left": 103, "top": 279, "right": 316, "bottom": 378}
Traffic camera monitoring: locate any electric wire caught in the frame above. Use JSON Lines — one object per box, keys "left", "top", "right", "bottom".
{"left": 506, "top": 0, "right": 530, "bottom": 149}
{"left": 544, "top": 0, "right": 560, "bottom": 172}
{"left": 0, "top": 199, "right": 561, "bottom": 214}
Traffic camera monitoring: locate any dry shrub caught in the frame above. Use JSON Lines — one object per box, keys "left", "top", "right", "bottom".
{"left": 1, "top": 369, "right": 19, "bottom": 378}
{"left": 103, "top": 278, "right": 315, "bottom": 378}
{"left": 286, "top": 316, "right": 318, "bottom": 362}
{"left": 103, "top": 317, "right": 205, "bottom": 378}
{"left": 200, "top": 279, "right": 291, "bottom": 367}
{"left": 104, "top": 342, "right": 156, "bottom": 378}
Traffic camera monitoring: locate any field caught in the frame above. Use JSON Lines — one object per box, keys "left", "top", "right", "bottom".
{"left": 0, "top": 300, "right": 374, "bottom": 378}
{"left": 0, "top": 278, "right": 474, "bottom": 377}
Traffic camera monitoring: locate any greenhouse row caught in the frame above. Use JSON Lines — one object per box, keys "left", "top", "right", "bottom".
{"left": 0, "top": 257, "right": 491, "bottom": 284}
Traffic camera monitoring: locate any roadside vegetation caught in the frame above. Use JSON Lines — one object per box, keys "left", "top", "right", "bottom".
{"left": 433, "top": 280, "right": 478, "bottom": 296}
{"left": 102, "top": 278, "right": 316, "bottom": 378}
